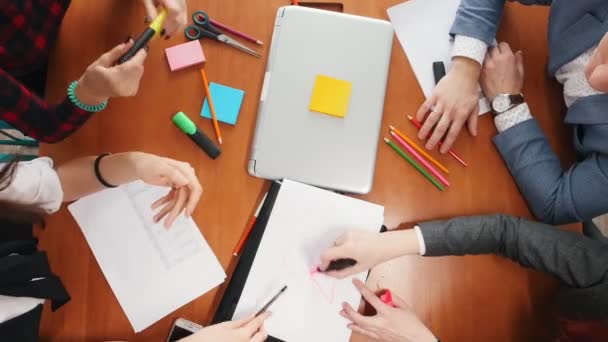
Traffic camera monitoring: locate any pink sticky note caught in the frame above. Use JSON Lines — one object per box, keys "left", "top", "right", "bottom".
{"left": 165, "top": 40, "right": 206, "bottom": 72}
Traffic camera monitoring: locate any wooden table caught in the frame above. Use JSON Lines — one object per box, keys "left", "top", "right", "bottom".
{"left": 40, "top": 1, "right": 576, "bottom": 341}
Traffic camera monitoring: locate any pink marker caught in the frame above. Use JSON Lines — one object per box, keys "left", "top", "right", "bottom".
{"left": 379, "top": 289, "right": 396, "bottom": 307}
{"left": 390, "top": 131, "right": 450, "bottom": 187}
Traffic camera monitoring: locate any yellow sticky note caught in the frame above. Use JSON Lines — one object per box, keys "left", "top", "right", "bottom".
{"left": 309, "top": 75, "right": 352, "bottom": 118}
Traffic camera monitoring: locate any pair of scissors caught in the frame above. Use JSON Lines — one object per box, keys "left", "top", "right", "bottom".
{"left": 185, "top": 11, "right": 261, "bottom": 58}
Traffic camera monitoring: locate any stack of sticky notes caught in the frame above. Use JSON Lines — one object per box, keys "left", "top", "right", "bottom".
{"left": 309, "top": 74, "right": 353, "bottom": 118}
{"left": 200, "top": 82, "right": 246, "bottom": 125}
{"left": 165, "top": 40, "right": 206, "bottom": 71}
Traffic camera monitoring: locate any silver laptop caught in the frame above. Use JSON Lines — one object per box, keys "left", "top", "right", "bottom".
{"left": 248, "top": 6, "right": 393, "bottom": 194}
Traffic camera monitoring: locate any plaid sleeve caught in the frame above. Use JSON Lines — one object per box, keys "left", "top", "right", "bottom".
{"left": 0, "top": 67, "right": 95, "bottom": 143}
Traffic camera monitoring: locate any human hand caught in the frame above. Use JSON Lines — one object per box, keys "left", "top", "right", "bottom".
{"left": 76, "top": 40, "right": 147, "bottom": 105}
{"left": 320, "top": 230, "right": 415, "bottom": 279}
{"left": 416, "top": 57, "right": 481, "bottom": 154}
{"left": 586, "top": 32, "right": 608, "bottom": 93}
{"left": 341, "top": 279, "right": 437, "bottom": 342}
{"left": 480, "top": 42, "right": 525, "bottom": 101}
{"left": 142, "top": 0, "right": 188, "bottom": 39}
{"left": 180, "top": 313, "right": 271, "bottom": 342}
{"left": 127, "top": 152, "right": 203, "bottom": 228}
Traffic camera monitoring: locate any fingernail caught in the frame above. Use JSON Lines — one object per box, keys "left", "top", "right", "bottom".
{"left": 124, "top": 35, "right": 132, "bottom": 43}
{"left": 144, "top": 15, "right": 152, "bottom": 23}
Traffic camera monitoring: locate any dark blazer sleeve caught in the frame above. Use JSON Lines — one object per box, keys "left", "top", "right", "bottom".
{"left": 418, "top": 215, "right": 608, "bottom": 289}
{"left": 494, "top": 119, "right": 608, "bottom": 224}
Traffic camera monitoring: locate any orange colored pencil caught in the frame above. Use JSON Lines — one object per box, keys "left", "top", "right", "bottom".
{"left": 200, "top": 68, "right": 223, "bottom": 144}
{"left": 406, "top": 115, "right": 467, "bottom": 167}
{"left": 233, "top": 194, "right": 267, "bottom": 257}
{"left": 389, "top": 125, "right": 449, "bottom": 174}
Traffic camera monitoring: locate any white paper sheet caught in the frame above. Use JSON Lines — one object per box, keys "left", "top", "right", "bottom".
{"left": 387, "top": 0, "right": 492, "bottom": 115}
{"left": 68, "top": 181, "right": 226, "bottom": 332}
{"left": 233, "top": 180, "right": 384, "bottom": 342}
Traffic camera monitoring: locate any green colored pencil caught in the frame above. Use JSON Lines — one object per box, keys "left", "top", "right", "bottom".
{"left": 384, "top": 138, "right": 444, "bottom": 191}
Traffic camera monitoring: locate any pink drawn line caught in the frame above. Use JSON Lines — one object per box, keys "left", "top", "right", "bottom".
{"left": 309, "top": 267, "right": 336, "bottom": 304}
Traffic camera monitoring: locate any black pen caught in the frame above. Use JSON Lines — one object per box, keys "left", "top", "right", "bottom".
{"left": 255, "top": 285, "right": 288, "bottom": 317}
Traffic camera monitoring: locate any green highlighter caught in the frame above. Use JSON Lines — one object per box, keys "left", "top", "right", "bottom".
{"left": 172, "top": 112, "right": 221, "bottom": 159}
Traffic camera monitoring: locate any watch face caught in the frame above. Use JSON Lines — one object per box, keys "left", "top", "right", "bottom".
{"left": 492, "top": 95, "right": 511, "bottom": 113}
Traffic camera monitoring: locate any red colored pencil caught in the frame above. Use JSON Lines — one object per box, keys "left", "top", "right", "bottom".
{"left": 406, "top": 115, "right": 468, "bottom": 167}
{"left": 233, "top": 194, "right": 267, "bottom": 256}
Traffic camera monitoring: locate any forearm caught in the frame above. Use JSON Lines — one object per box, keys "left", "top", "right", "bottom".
{"left": 416, "top": 215, "right": 608, "bottom": 288}
{"left": 57, "top": 152, "right": 138, "bottom": 202}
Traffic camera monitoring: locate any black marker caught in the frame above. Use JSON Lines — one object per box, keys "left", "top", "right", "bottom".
{"left": 118, "top": 10, "right": 166, "bottom": 64}
{"left": 433, "top": 61, "right": 447, "bottom": 84}
{"left": 172, "top": 111, "right": 221, "bottom": 159}
{"left": 319, "top": 258, "right": 357, "bottom": 272}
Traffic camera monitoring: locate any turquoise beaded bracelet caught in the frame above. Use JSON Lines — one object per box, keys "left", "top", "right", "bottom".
{"left": 67, "top": 80, "right": 108, "bottom": 112}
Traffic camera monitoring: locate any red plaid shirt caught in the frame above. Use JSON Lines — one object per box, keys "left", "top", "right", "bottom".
{"left": 1, "top": 0, "right": 94, "bottom": 143}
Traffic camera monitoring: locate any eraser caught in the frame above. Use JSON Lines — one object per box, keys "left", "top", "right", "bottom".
{"left": 165, "top": 40, "right": 206, "bottom": 72}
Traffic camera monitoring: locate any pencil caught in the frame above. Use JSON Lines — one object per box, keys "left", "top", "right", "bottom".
{"left": 406, "top": 115, "right": 467, "bottom": 167}
{"left": 390, "top": 131, "right": 450, "bottom": 187}
{"left": 200, "top": 69, "right": 223, "bottom": 144}
{"left": 233, "top": 193, "right": 267, "bottom": 257}
{"left": 384, "top": 138, "right": 444, "bottom": 191}
{"left": 389, "top": 125, "right": 449, "bottom": 174}
{"left": 255, "top": 285, "right": 288, "bottom": 316}
{"left": 210, "top": 18, "right": 264, "bottom": 46}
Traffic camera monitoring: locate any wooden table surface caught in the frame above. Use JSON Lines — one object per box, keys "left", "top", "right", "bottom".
{"left": 40, "top": 1, "right": 577, "bottom": 341}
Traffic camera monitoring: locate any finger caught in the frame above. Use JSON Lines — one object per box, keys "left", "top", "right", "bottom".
{"left": 153, "top": 194, "right": 177, "bottom": 224}
{"left": 158, "top": 0, "right": 187, "bottom": 37}
{"left": 389, "top": 293, "right": 411, "bottom": 309}
{"left": 250, "top": 328, "right": 268, "bottom": 342}
{"left": 151, "top": 191, "right": 173, "bottom": 210}
{"left": 418, "top": 104, "right": 442, "bottom": 141}
{"left": 589, "top": 64, "right": 608, "bottom": 92}
{"left": 97, "top": 40, "right": 134, "bottom": 66}
{"left": 319, "top": 245, "right": 348, "bottom": 272}
{"left": 425, "top": 111, "right": 451, "bottom": 150}
{"left": 415, "top": 95, "right": 436, "bottom": 123}
{"left": 227, "top": 315, "right": 255, "bottom": 329}
{"left": 348, "top": 324, "right": 380, "bottom": 340}
{"left": 243, "top": 312, "right": 272, "bottom": 336}
{"left": 489, "top": 45, "right": 499, "bottom": 59}
{"left": 342, "top": 302, "right": 376, "bottom": 328}
{"left": 498, "top": 42, "right": 512, "bottom": 55}
{"left": 467, "top": 102, "right": 480, "bottom": 136}
{"left": 164, "top": 187, "right": 188, "bottom": 228}
{"left": 170, "top": 161, "right": 202, "bottom": 216}
{"left": 161, "top": 164, "right": 189, "bottom": 188}
{"left": 352, "top": 278, "right": 386, "bottom": 312}
{"left": 119, "top": 48, "right": 147, "bottom": 69}
{"left": 141, "top": 0, "right": 159, "bottom": 21}
{"left": 516, "top": 50, "right": 525, "bottom": 75}
{"left": 440, "top": 117, "right": 465, "bottom": 154}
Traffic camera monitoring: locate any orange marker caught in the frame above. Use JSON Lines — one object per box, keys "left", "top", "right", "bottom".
{"left": 407, "top": 115, "right": 467, "bottom": 167}
{"left": 200, "top": 69, "right": 223, "bottom": 144}
{"left": 389, "top": 125, "right": 449, "bottom": 174}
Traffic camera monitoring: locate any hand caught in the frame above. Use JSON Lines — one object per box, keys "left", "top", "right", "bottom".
{"left": 180, "top": 313, "right": 271, "bottom": 342}
{"left": 416, "top": 57, "right": 481, "bottom": 154}
{"left": 586, "top": 32, "right": 608, "bottom": 92}
{"left": 480, "top": 42, "right": 525, "bottom": 101}
{"left": 127, "top": 152, "right": 203, "bottom": 228}
{"left": 320, "top": 230, "right": 417, "bottom": 279}
{"left": 142, "top": 0, "right": 188, "bottom": 39}
{"left": 76, "top": 40, "right": 147, "bottom": 105}
{"left": 341, "top": 279, "right": 437, "bottom": 342}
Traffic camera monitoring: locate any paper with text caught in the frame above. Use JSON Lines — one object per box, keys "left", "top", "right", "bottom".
{"left": 388, "top": 0, "right": 492, "bottom": 115}
{"left": 68, "top": 181, "right": 226, "bottom": 332}
{"left": 233, "top": 180, "right": 384, "bottom": 342}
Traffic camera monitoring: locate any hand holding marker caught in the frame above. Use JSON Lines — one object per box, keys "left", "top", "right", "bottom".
{"left": 118, "top": 10, "right": 167, "bottom": 64}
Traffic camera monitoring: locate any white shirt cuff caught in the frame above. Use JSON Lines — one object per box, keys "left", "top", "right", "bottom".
{"left": 452, "top": 35, "right": 488, "bottom": 66}
{"left": 494, "top": 103, "right": 533, "bottom": 133}
{"left": 413, "top": 226, "right": 426, "bottom": 256}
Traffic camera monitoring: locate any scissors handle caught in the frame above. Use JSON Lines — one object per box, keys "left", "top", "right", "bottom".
{"left": 192, "top": 11, "right": 222, "bottom": 35}
{"left": 185, "top": 25, "right": 217, "bottom": 40}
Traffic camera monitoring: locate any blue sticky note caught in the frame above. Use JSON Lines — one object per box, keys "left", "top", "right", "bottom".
{"left": 200, "top": 82, "right": 245, "bottom": 126}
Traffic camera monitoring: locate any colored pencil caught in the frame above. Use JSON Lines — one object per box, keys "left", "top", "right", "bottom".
{"left": 200, "top": 69, "right": 223, "bottom": 144}
{"left": 389, "top": 125, "right": 449, "bottom": 174}
{"left": 210, "top": 19, "right": 264, "bottom": 46}
{"left": 233, "top": 193, "right": 267, "bottom": 257}
{"left": 406, "top": 115, "right": 468, "bottom": 167}
{"left": 390, "top": 131, "right": 450, "bottom": 187}
{"left": 384, "top": 138, "right": 444, "bottom": 191}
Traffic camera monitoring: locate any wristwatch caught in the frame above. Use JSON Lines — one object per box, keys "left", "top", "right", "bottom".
{"left": 491, "top": 93, "right": 524, "bottom": 115}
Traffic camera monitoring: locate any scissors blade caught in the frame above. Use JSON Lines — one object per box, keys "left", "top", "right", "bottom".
{"left": 217, "top": 34, "right": 261, "bottom": 58}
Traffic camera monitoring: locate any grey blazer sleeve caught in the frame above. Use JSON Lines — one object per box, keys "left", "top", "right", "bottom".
{"left": 494, "top": 119, "right": 608, "bottom": 224}
{"left": 418, "top": 215, "right": 608, "bottom": 289}
{"left": 449, "top": 0, "right": 552, "bottom": 45}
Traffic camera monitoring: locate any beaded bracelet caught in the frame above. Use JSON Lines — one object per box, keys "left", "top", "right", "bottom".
{"left": 67, "top": 80, "right": 108, "bottom": 112}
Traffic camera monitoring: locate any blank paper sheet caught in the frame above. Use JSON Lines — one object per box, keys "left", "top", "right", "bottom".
{"left": 233, "top": 180, "right": 384, "bottom": 342}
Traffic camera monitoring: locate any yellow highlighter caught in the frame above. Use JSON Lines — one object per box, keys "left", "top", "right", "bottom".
{"left": 118, "top": 9, "right": 167, "bottom": 64}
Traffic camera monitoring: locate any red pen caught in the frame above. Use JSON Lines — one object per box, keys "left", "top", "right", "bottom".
{"left": 379, "top": 289, "right": 396, "bottom": 307}
{"left": 406, "top": 115, "right": 468, "bottom": 167}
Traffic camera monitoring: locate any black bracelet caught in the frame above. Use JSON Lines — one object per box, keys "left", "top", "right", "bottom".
{"left": 94, "top": 153, "right": 118, "bottom": 188}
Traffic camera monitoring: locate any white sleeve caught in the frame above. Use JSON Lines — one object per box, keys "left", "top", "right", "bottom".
{"left": 0, "top": 157, "right": 63, "bottom": 214}
{"left": 413, "top": 226, "right": 427, "bottom": 256}
{"left": 494, "top": 103, "right": 533, "bottom": 133}
{"left": 452, "top": 35, "right": 489, "bottom": 66}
